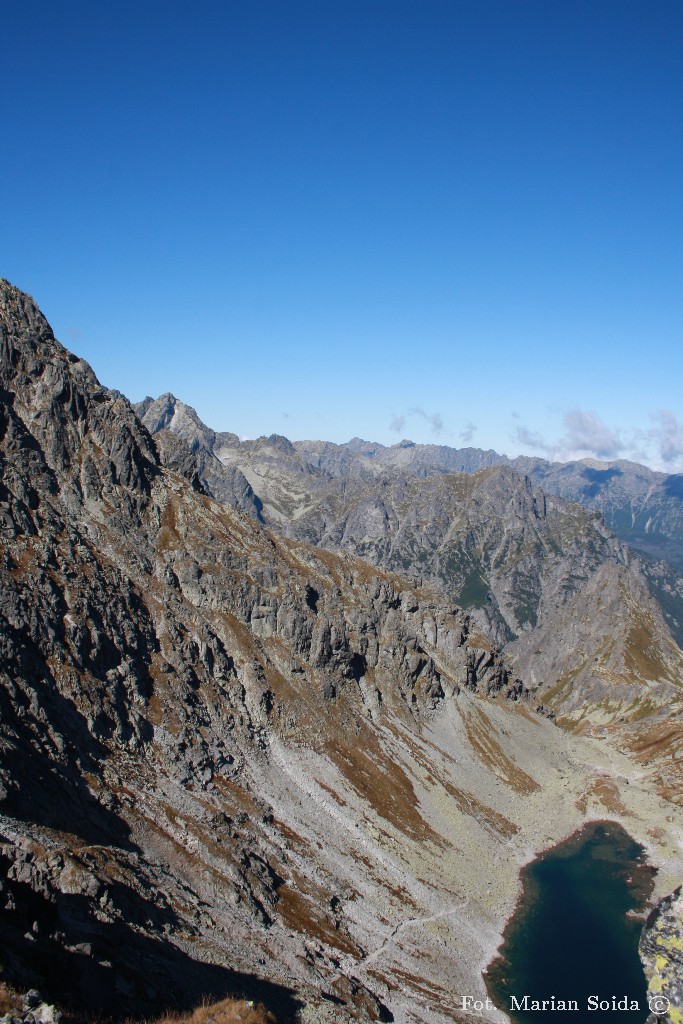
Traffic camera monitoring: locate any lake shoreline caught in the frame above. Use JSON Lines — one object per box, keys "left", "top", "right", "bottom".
{"left": 482, "top": 820, "right": 657, "bottom": 1024}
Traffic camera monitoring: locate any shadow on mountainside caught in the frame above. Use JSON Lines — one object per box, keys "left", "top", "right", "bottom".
{"left": 0, "top": 673, "right": 136, "bottom": 848}
{"left": 0, "top": 846, "right": 303, "bottom": 1023}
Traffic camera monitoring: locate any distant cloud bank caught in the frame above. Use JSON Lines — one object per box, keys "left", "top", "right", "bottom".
{"left": 649, "top": 409, "right": 683, "bottom": 467}
{"left": 459, "top": 420, "right": 477, "bottom": 444}
{"left": 513, "top": 407, "right": 683, "bottom": 472}
{"left": 390, "top": 407, "right": 444, "bottom": 436}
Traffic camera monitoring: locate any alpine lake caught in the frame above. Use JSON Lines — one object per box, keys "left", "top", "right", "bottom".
{"left": 485, "top": 821, "right": 656, "bottom": 1024}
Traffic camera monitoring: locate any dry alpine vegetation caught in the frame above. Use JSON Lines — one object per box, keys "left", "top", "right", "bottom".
{"left": 1, "top": 279, "right": 683, "bottom": 1024}
{"left": 138, "top": 998, "right": 277, "bottom": 1024}
{"left": 0, "top": 982, "right": 274, "bottom": 1024}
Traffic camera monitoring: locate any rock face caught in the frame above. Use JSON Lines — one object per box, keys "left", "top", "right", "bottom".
{"left": 135, "top": 394, "right": 260, "bottom": 515}
{"left": 640, "top": 887, "right": 683, "bottom": 1024}
{"left": 2, "top": 281, "right": 683, "bottom": 1024}
{"left": 137, "top": 398, "right": 683, "bottom": 637}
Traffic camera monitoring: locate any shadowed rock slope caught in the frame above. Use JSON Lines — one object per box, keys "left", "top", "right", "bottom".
{"left": 2, "top": 283, "right": 683, "bottom": 1024}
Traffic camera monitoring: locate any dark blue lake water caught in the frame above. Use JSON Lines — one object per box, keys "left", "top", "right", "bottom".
{"left": 485, "top": 821, "right": 655, "bottom": 1024}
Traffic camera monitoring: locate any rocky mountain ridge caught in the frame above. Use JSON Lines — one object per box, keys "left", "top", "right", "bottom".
{"left": 134, "top": 396, "right": 683, "bottom": 646}
{"left": 2, "top": 283, "right": 683, "bottom": 1024}
{"left": 156, "top": 409, "right": 682, "bottom": 573}
{"left": 136, "top": 395, "right": 683, "bottom": 743}
{"left": 296, "top": 436, "right": 683, "bottom": 570}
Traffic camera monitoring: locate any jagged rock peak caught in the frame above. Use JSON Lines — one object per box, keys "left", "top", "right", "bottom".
{"left": 135, "top": 392, "right": 181, "bottom": 428}
{"left": 0, "top": 279, "right": 159, "bottom": 502}
{"left": 134, "top": 394, "right": 241, "bottom": 452}
{"left": 248, "top": 433, "right": 297, "bottom": 454}
{"left": 1, "top": 277, "right": 47, "bottom": 320}
{"left": 135, "top": 392, "right": 213, "bottom": 444}
{"left": 345, "top": 436, "right": 385, "bottom": 456}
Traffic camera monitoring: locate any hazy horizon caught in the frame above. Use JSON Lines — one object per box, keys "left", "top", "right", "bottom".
{"left": 4, "top": 1, "right": 682, "bottom": 471}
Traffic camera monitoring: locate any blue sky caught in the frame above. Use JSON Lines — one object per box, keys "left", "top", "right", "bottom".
{"left": 3, "top": 1, "right": 682, "bottom": 470}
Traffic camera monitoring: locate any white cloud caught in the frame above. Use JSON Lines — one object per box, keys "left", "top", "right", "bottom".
{"left": 410, "top": 406, "right": 443, "bottom": 435}
{"left": 513, "top": 425, "right": 555, "bottom": 456}
{"left": 562, "top": 409, "right": 625, "bottom": 460}
{"left": 649, "top": 409, "right": 683, "bottom": 466}
{"left": 513, "top": 408, "right": 624, "bottom": 463}
{"left": 512, "top": 407, "right": 683, "bottom": 472}
{"left": 459, "top": 420, "right": 477, "bottom": 444}
{"left": 389, "top": 407, "right": 444, "bottom": 436}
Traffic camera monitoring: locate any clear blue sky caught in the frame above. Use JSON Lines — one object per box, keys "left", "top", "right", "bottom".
{"left": 3, "top": 1, "right": 682, "bottom": 470}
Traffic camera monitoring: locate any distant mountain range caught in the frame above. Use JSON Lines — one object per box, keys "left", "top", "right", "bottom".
{"left": 135, "top": 393, "right": 683, "bottom": 565}
{"left": 136, "top": 394, "right": 683, "bottom": 653}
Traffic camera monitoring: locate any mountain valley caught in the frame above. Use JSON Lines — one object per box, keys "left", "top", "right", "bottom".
{"left": 138, "top": 395, "right": 683, "bottom": 751}
{"left": 1, "top": 282, "right": 682, "bottom": 1024}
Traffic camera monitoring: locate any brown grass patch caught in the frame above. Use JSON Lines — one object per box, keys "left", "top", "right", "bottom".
{"left": 327, "top": 724, "right": 446, "bottom": 846}
{"left": 463, "top": 706, "right": 539, "bottom": 794}
{"left": 510, "top": 702, "right": 544, "bottom": 725}
{"left": 541, "top": 665, "right": 587, "bottom": 707}
{"left": 386, "top": 724, "right": 518, "bottom": 838}
{"left": 208, "top": 775, "right": 267, "bottom": 820}
{"left": 575, "top": 777, "right": 631, "bottom": 816}
{"left": 272, "top": 819, "right": 313, "bottom": 855}
{"left": 388, "top": 969, "right": 468, "bottom": 1020}
{"left": 381, "top": 879, "right": 421, "bottom": 906}
{"left": 438, "top": 779, "right": 519, "bottom": 838}
{"left": 315, "top": 778, "right": 347, "bottom": 805}
{"left": 390, "top": 968, "right": 450, "bottom": 1000}
{"left": 0, "top": 983, "right": 22, "bottom": 1016}
{"left": 146, "top": 996, "right": 276, "bottom": 1024}
{"left": 209, "top": 608, "right": 261, "bottom": 659}
{"left": 623, "top": 602, "right": 676, "bottom": 683}
{"left": 467, "top": 631, "right": 494, "bottom": 652}
{"left": 282, "top": 535, "right": 408, "bottom": 593}
{"left": 156, "top": 496, "right": 182, "bottom": 553}
{"left": 8, "top": 541, "right": 37, "bottom": 578}
{"left": 354, "top": 854, "right": 420, "bottom": 912}
{"left": 629, "top": 727, "right": 683, "bottom": 759}
{"left": 276, "top": 879, "right": 360, "bottom": 956}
